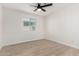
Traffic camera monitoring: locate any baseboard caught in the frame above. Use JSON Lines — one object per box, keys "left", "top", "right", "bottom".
{"left": 47, "top": 39, "right": 79, "bottom": 49}
{"left": 2, "top": 39, "right": 44, "bottom": 48}
{"left": 2, "top": 38, "right": 79, "bottom": 49}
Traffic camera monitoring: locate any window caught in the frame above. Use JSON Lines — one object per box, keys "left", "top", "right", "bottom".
{"left": 23, "top": 17, "right": 36, "bottom": 31}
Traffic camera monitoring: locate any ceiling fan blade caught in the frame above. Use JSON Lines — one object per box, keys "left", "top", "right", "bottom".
{"left": 34, "top": 8, "right": 38, "bottom": 11}
{"left": 41, "top": 3, "right": 53, "bottom": 7}
{"left": 41, "top": 8, "right": 46, "bottom": 12}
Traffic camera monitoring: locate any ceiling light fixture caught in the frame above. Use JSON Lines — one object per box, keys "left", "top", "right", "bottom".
{"left": 37, "top": 8, "right": 41, "bottom": 11}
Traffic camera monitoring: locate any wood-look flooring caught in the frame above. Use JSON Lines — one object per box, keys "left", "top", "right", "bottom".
{"left": 0, "top": 39, "right": 79, "bottom": 56}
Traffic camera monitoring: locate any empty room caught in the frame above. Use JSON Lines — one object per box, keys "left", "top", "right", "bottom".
{"left": 0, "top": 3, "right": 79, "bottom": 56}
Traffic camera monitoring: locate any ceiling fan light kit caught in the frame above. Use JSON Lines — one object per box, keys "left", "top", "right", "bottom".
{"left": 37, "top": 8, "right": 41, "bottom": 11}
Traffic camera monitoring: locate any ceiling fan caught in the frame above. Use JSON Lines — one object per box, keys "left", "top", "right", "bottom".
{"left": 32, "top": 3, "right": 53, "bottom": 12}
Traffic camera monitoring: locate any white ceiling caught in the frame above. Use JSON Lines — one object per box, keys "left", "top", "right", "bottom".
{"left": 1, "top": 3, "right": 71, "bottom": 16}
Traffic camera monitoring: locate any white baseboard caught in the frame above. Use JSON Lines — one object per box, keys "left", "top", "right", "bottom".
{"left": 2, "top": 39, "right": 44, "bottom": 47}
{"left": 47, "top": 39, "right": 79, "bottom": 49}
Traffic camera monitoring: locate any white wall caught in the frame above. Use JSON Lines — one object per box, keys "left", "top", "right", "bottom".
{"left": 46, "top": 4, "right": 79, "bottom": 49}
{"left": 2, "top": 7, "right": 45, "bottom": 46}
{"left": 0, "top": 4, "right": 2, "bottom": 49}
